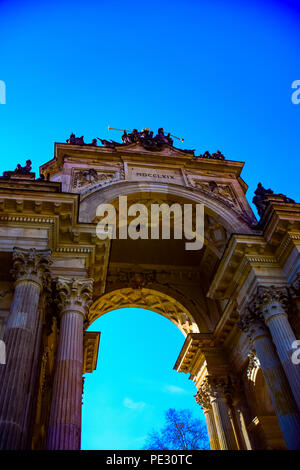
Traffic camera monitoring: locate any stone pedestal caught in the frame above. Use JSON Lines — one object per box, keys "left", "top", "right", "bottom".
{"left": 239, "top": 309, "right": 300, "bottom": 449}
{"left": 0, "top": 248, "right": 51, "bottom": 450}
{"left": 46, "top": 278, "right": 93, "bottom": 450}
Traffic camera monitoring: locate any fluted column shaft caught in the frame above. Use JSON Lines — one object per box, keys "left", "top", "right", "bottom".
{"left": 195, "top": 386, "right": 220, "bottom": 450}
{"left": 46, "top": 278, "right": 93, "bottom": 450}
{"left": 233, "top": 399, "right": 253, "bottom": 449}
{"left": 46, "top": 310, "right": 84, "bottom": 449}
{"left": 261, "top": 287, "right": 300, "bottom": 411}
{"left": 0, "top": 248, "right": 51, "bottom": 450}
{"left": 210, "top": 388, "right": 238, "bottom": 450}
{"left": 203, "top": 408, "right": 220, "bottom": 450}
{"left": 239, "top": 311, "right": 300, "bottom": 449}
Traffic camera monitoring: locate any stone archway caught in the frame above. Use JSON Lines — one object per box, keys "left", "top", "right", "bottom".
{"left": 1, "top": 135, "right": 300, "bottom": 451}
{"left": 79, "top": 180, "right": 255, "bottom": 236}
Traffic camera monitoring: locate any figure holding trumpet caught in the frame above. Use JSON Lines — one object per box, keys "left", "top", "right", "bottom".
{"left": 106, "top": 126, "right": 184, "bottom": 150}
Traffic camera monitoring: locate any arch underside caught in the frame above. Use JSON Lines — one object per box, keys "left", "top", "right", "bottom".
{"left": 88, "top": 287, "right": 200, "bottom": 336}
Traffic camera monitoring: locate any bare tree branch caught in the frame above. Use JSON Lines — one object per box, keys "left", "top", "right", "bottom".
{"left": 143, "top": 408, "right": 209, "bottom": 450}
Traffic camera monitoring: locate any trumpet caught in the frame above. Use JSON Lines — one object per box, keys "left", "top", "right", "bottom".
{"left": 107, "top": 126, "right": 184, "bottom": 142}
{"left": 170, "top": 134, "right": 184, "bottom": 142}
{"left": 108, "top": 126, "right": 130, "bottom": 133}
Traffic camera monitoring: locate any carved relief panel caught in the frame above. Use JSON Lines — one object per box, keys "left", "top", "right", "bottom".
{"left": 71, "top": 168, "right": 123, "bottom": 193}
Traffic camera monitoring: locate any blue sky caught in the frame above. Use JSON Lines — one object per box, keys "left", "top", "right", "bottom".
{"left": 1, "top": 0, "right": 300, "bottom": 450}
{"left": 0, "top": 0, "right": 300, "bottom": 208}
{"left": 82, "top": 308, "right": 205, "bottom": 450}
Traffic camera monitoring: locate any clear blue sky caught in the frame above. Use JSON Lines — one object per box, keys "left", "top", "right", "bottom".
{"left": 82, "top": 308, "right": 206, "bottom": 450}
{"left": 1, "top": 0, "right": 300, "bottom": 450}
{"left": 0, "top": 0, "right": 300, "bottom": 207}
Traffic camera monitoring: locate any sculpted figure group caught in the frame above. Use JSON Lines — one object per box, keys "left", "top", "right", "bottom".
{"left": 64, "top": 128, "right": 226, "bottom": 160}
{"left": 97, "top": 127, "right": 174, "bottom": 150}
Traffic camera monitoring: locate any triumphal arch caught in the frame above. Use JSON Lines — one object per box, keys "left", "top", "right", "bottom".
{"left": 0, "top": 128, "right": 300, "bottom": 450}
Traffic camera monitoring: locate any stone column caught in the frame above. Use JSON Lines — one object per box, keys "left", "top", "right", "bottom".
{"left": 258, "top": 286, "right": 300, "bottom": 411}
{"left": 226, "top": 394, "right": 245, "bottom": 450}
{"left": 0, "top": 247, "right": 51, "bottom": 450}
{"left": 231, "top": 380, "right": 253, "bottom": 450}
{"left": 289, "top": 274, "right": 300, "bottom": 338}
{"left": 46, "top": 277, "right": 93, "bottom": 450}
{"left": 239, "top": 308, "right": 300, "bottom": 449}
{"left": 203, "top": 377, "right": 238, "bottom": 450}
{"left": 195, "top": 386, "right": 220, "bottom": 450}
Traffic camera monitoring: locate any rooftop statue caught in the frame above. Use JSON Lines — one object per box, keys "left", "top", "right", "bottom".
{"left": 119, "top": 127, "right": 174, "bottom": 149}
{"left": 196, "top": 150, "right": 225, "bottom": 160}
{"left": 98, "top": 127, "right": 186, "bottom": 152}
{"left": 15, "top": 159, "right": 32, "bottom": 174}
{"left": 253, "top": 182, "right": 295, "bottom": 216}
{"left": 2, "top": 159, "right": 33, "bottom": 178}
{"left": 65, "top": 127, "right": 226, "bottom": 160}
{"left": 66, "top": 133, "right": 97, "bottom": 146}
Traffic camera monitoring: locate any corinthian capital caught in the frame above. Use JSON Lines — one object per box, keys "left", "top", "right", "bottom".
{"left": 203, "top": 375, "right": 233, "bottom": 400}
{"left": 257, "top": 285, "right": 288, "bottom": 322}
{"left": 55, "top": 277, "right": 93, "bottom": 317}
{"left": 11, "top": 247, "right": 52, "bottom": 288}
{"left": 237, "top": 307, "right": 268, "bottom": 341}
{"left": 195, "top": 382, "right": 212, "bottom": 411}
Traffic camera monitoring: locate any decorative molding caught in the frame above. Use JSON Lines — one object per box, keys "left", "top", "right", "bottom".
{"left": 0, "top": 215, "right": 55, "bottom": 224}
{"left": 56, "top": 247, "right": 92, "bottom": 253}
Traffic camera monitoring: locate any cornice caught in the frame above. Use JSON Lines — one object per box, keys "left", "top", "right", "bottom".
{"left": 0, "top": 189, "right": 110, "bottom": 297}
{"left": 83, "top": 331, "right": 100, "bottom": 374}
{"left": 174, "top": 333, "right": 217, "bottom": 374}
{"left": 39, "top": 142, "right": 246, "bottom": 180}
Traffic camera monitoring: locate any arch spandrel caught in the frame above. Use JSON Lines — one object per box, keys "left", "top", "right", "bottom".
{"left": 88, "top": 287, "right": 201, "bottom": 336}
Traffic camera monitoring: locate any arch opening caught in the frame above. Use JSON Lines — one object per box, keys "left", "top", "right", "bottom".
{"left": 82, "top": 307, "right": 209, "bottom": 450}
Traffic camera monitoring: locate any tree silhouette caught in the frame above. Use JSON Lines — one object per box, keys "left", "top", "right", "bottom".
{"left": 143, "top": 408, "right": 209, "bottom": 450}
